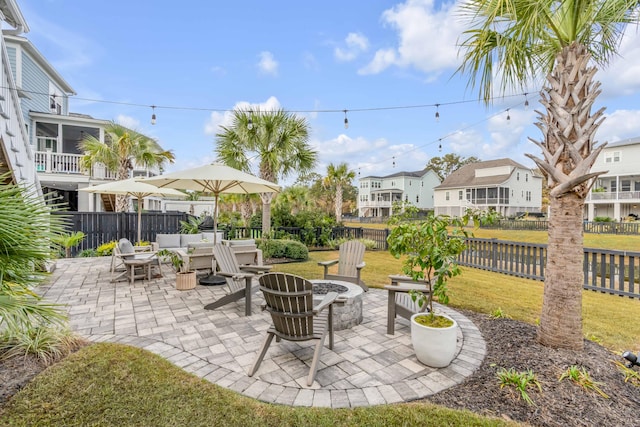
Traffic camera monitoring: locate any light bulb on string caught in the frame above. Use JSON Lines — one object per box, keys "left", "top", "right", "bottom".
{"left": 506, "top": 109, "right": 511, "bottom": 123}
{"left": 343, "top": 110, "right": 349, "bottom": 129}
{"left": 524, "top": 93, "right": 529, "bottom": 110}
{"left": 150, "top": 105, "right": 156, "bottom": 125}
{"left": 435, "top": 104, "right": 440, "bottom": 122}
{"left": 438, "top": 139, "right": 442, "bottom": 152}
{"left": 247, "top": 111, "right": 253, "bottom": 130}
{"left": 392, "top": 156, "right": 396, "bottom": 168}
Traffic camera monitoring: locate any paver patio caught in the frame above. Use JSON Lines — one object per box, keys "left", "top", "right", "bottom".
{"left": 42, "top": 257, "right": 486, "bottom": 408}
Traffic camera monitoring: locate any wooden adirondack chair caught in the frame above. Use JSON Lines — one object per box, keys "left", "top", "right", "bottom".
{"left": 384, "top": 275, "right": 431, "bottom": 335}
{"left": 111, "top": 238, "right": 161, "bottom": 283}
{"left": 203, "top": 243, "right": 272, "bottom": 316}
{"left": 248, "top": 272, "right": 338, "bottom": 386}
{"left": 317, "top": 240, "right": 367, "bottom": 291}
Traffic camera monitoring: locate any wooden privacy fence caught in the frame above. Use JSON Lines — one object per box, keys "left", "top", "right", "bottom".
{"left": 53, "top": 211, "right": 189, "bottom": 254}
{"left": 459, "top": 237, "right": 640, "bottom": 299}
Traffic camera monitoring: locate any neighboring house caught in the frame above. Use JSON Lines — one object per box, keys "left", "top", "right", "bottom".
{"left": 357, "top": 169, "right": 441, "bottom": 217}
{"left": 0, "top": 1, "right": 37, "bottom": 190}
{"left": 433, "top": 158, "right": 542, "bottom": 217}
{"left": 3, "top": 33, "right": 163, "bottom": 212}
{"left": 585, "top": 137, "right": 640, "bottom": 221}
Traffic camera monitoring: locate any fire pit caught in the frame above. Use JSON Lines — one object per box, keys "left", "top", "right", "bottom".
{"left": 310, "top": 280, "right": 364, "bottom": 330}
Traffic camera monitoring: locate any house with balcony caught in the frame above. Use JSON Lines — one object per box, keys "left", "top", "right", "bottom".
{"left": 433, "top": 158, "right": 542, "bottom": 217}
{"left": 357, "top": 169, "right": 440, "bottom": 217}
{"left": 0, "top": 1, "right": 37, "bottom": 190}
{"left": 3, "top": 33, "right": 163, "bottom": 212}
{"left": 585, "top": 137, "right": 640, "bottom": 221}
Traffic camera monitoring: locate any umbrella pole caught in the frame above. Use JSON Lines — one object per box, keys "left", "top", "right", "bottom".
{"left": 138, "top": 198, "right": 143, "bottom": 244}
{"left": 213, "top": 193, "right": 219, "bottom": 244}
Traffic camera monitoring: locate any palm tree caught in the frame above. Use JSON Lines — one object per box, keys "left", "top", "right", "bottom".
{"left": 456, "top": 0, "right": 640, "bottom": 350}
{"left": 79, "top": 122, "right": 175, "bottom": 212}
{"left": 274, "top": 186, "right": 311, "bottom": 215}
{"left": 215, "top": 109, "right": 318, "bottom": 234}
{"left": 323, "top": 162, "right": 356, "bottom": 223}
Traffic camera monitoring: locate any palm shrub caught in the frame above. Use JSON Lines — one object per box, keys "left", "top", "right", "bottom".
{"left": 0, "top": 174, "right": 68, "bottom": 334}
{"left": 52, "top": 231, "right": 85, "bottom": 258}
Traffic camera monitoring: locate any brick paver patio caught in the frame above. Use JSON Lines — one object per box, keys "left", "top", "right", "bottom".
{"left": 42, "top": 257, "right": 486, "bottom": 408}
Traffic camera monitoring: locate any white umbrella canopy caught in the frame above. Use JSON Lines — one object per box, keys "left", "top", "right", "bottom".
{"left": 142, "top": 163, "right": 281, "bottom": 242}
{"left": 80, "top": 178, "right": 186, "bottom": 243}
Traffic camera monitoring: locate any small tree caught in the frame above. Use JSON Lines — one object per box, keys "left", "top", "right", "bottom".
{"left": 387, "top": 206, "right": 478, "bottom": 314}
{"left": 52, "top": 231, "right": 85, "bottom": 258}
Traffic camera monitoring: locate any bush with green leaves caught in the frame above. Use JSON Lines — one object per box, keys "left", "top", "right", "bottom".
{"left": 96, "top": 241, "right": 117, "bottom": 256}
{"left": 0, "top": 326, "right": 85, "bottom": 365}
{"left": 78, "top": 249, "right": 98, "bottom": 257}
{"left": 0, "top": 174, "right": 68, "bottom": 340}
{"left": 327, "top": 238, "right": 377, "bottom": 250}
{"left": 593, "top": 216, "right": 614, "bottom": 222}
{"left": 52, "top": 231, "right": 85, "bottom": 258}
{"left": 496, "top": 367, "right": 541, "bottom": 406}
{"left": 180, "top": 216, "right": 204, "bottom": 234}
{"left": 257, "top": 239, "right": 308, "bottom": 261}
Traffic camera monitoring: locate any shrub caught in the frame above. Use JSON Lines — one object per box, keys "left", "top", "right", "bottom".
{"left": 284, "top": 240, "right": 309, "bottom": 260}
{"left": 0, "top": 326, "right": 86, "bottom": 365}
{"left": 327, "top": 238, "right": 377, "bottom": 250}
{"left": 496, "top": 367, "right": 541, "bottom": 406}
{"left": 78, "top": 249, "right": 97, "bottom": 257}
{"left": 594, "top": 216, "right": 614, "bottom": 222}
{"left": 257, "top": 239, "right": 308, "bottom": 261}
{"left": 96, "top": 241, "right": 117, "bottom": 256}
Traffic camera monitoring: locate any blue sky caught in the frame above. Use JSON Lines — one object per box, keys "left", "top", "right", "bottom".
{"left": 18, "top": 0, "right": 640, "bottom": 185}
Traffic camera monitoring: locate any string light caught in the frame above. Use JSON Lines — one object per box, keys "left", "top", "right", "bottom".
{"left": 438, "top": 139, "right": 442, "bottom": 152}
{"left": 343, "top": 110, "right": 349, "bottom": 129}
{"left": 247, "top": 111, "right": 253, "bottom": 130}
{"left": 435, "top": 104, "right": 440, "bottom": 122}
{"left": 506, "top": 109, "right": 511, "bottom": 123}
{"left": 150, "top": 105, "right": 156, "bottom": 125}
{"left": 524, "top": 93, "right": 529, "bottom": 110}
{"left": 392, "top": 156, "right": 396, "bottom": 168}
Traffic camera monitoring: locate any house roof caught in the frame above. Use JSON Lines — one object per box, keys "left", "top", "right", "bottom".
{"left": 3, "top": 34, "right": 75, "bottom": 95}
{"left": 434, "top": 158, "right": 531, "bottom": 189}
{"left": 0, "top": 0, "right": 29, "bottom": 33}
{"left": 361, "top": 168, "right": 432, "bottom": 180}
{"left": 606, "top": 136, "right": 640, "bottom": 148}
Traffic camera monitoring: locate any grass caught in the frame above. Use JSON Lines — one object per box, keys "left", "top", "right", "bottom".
{"left": 558, "top": 365, "right": 609, "bottom": 398}
{"left": 496, "top": 368, "right": 542, "bottom": 406}
{"left": 0, "top": 343, "right": 517, "bottom": 427}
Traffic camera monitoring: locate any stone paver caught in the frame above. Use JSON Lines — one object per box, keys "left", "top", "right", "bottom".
{"left": 42, "top": 257, "right": 487, "bottom": 408}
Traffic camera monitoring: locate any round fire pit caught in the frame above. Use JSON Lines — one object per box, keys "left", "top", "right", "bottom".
{"left": 310, "top": 280, "right": 364, "bottom": 331}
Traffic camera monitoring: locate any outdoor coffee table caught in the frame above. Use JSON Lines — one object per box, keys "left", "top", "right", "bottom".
{"left": 123, "top": 258, "right": 153, "bottom": 285}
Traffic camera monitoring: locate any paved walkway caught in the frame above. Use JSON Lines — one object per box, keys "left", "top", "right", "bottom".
{"left": 42, "top": 257, "right": 486, "bottom": 408}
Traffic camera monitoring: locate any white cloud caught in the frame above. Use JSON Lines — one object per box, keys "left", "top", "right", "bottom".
{"left": 303, "top": 52, "right": 319, "bottom": 71}
{"left": 596, "top": 109, "right": 640, "bottom": 143}
{"left": 257, "top": 51, "right": 279, "bottom": 76}
{"left": 115, "top": 114, "right": 140, "bottom": 130}
{"left": 359, "top": 0, "right": 463, "bottom": 76}
{"left": 204, "top": 96, "right": 282, "bottom": 136}
{"left": 334, "top": 32, "right": 370, "bottom": 62}
{"left": 599, "top": 30, "right": 640, "bottom": 97}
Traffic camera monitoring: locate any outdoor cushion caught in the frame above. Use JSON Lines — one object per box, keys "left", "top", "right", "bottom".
{"left": 188, "top": 241, "right": 215, "bottom": 250}
{"left": 202, "top": 231, "right": 224, "bottom": 242}
{"left": 180, "top": 234, "right": 203, "bottom": 247}
{"left": 119, "top": 238, "right": 135, "bottom": 254}
{"left": 156, "top": 234, "right": 181, "bottom": 249}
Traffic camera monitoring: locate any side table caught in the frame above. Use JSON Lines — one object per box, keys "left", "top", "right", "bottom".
{"left": 123, "top": 258, "right": 153, "bottom": 285}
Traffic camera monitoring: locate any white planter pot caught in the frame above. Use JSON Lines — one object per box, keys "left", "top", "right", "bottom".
{"left": 410, "top": 312, "right": 458, "bottom": 368}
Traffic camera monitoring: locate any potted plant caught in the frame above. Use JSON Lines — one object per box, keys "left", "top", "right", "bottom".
{"left": 387, "top": 205, "right": 479, "bottom": 367}
{"left": 158, "top": 249, "right": 196, "bottom": 290}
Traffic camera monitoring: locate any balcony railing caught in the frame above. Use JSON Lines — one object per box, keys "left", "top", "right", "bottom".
{"left": 588, "top": 191, "right": 640, "bottom": 201}
{"left": 34, "top": 151, "right": 117, "bottom": 180}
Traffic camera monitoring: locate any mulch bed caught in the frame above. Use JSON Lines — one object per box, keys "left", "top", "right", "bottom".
{"left": 1, "top": 313, "right": 638, "bottom": 425}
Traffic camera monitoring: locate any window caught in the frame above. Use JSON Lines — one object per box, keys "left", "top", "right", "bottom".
{"left": 526, "top": 173, "right": 529, "bottom": 182}
{"left": 405, "top": 195, "right": 408, "bottom": 202}
{"left": 610, "top": 180, "right": 617, "bottom": 192}
{"left": 445, "top": 191, "right": 450, "bottom": 201}
{"left": 621, "top": 180, "right": 631, "bottom": 192}
{"left": 605, "top": 151, "right": 621, "bottom": 163}
{"left": 459, "top": 190, "right": 463, "bottom": 200}
{"left": 526, "top": 191, "right": 532, "bottom": 201}
{"left": 416, "top": 195, "right": 419, "bottom": 203}
{"left": 517, "top": 172, "right": 520, "bottom": 181}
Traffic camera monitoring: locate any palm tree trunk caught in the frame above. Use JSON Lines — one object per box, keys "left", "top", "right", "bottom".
{"left": 538, "top": 193, "right": 584, "bottom": 349}
{"left": 261, "top": 193, "right": 274, "bottom": 236}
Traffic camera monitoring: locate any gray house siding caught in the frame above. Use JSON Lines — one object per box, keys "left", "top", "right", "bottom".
{"left": 6, "top": 46, "right": 16, "bottom": 80}
{"left": 20, "top": 52, "right": 49, "bottom": 122}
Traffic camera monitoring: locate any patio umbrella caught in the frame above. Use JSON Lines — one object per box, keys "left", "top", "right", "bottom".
{"left": 142, "top": 163, "right": 281, "bottom": 243}
{"left": 80, "top": 178, "right": 186, "bottom": 243}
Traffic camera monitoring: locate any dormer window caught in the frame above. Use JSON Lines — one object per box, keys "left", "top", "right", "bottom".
{"left": 50, "top": 95, "right": 62, "bottom": 114}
